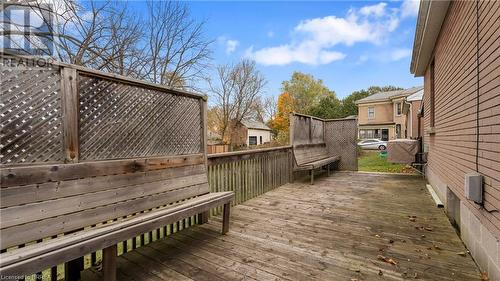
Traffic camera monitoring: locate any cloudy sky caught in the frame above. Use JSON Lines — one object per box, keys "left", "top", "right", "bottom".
{"left": 187, "top": 0, "right": 422, "bottom": 100}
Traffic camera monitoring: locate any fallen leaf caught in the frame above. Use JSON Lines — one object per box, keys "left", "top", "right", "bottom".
{"left": 424, "top": 227, "right": 433, "bottom": 231}
{"left": 377, "top": 255, "right": 398, "bottom": 265}
{"left": 409, "top": 218, "right": 416, "bottom": 222}
{"left": 378, "top": 270, "right": 383, "bottom": 276}
{"left": 457, "top": 251, "right": 467, "bottom": 257}
{"left": 481, "top": 272, "right": 489, "bottom": 281}
{"left": 389, "top": 239, "right": 394, "bottom": 244}
{"left": 375, "top": 234, "right": 381, "bottom": 238}
{"left": 433, "top": 245, "right": 442, "bottom": 250}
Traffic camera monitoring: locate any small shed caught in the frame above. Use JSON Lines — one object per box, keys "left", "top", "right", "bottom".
{"left": 231, "top": 120, "right": 272, "bottom": 147}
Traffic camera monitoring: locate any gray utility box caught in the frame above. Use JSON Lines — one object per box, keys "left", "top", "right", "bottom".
{"left": 465, "top": 173, "right": 483, "bottom": 204}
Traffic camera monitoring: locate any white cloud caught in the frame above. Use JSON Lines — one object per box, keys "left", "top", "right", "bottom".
{"left": 218, "top": 36, "right": 239, "bottom": 55}
{"left": 401, "top": 0, "right": 420, "bottom": 18}
{"left": 225, "top": 39, "right": 239, "bottom": 54}
{"left": 246, "top": 2, "right": 402, "bottom": 66}
{"left": 360, "top": 3, "right": 388, "bottom": 17}
{"left": 246, "top": 44, "right": 345, "bottom": 66}
{"left": 390, "top": 48, "right": 412, "bottom": 60}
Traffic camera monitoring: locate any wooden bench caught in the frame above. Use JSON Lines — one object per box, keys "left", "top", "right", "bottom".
{"left": 0, "top": 154, "right": 234, "bottom": 280}
{"left": 293, "top": 143, "right": 340, "bottom": 184}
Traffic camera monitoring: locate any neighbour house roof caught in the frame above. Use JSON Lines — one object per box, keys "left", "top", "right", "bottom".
{"left": 354, "top": 86, "right": 424, "bottom": 105}
{"left": 406, "top": 89, "right": 424, "bottom": 101}
{"left": 410, "top": 0, "right": 451, "bottom": 76}
{"left": 240, "top": 120, "right": 272, "bottom": 131}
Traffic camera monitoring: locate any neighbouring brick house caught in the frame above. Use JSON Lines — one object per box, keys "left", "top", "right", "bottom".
{"left": 355, "top": 86, "right": 423, "bottom": 140}
{"left": 411, "top": 0, "right": 499, "bottom": 279}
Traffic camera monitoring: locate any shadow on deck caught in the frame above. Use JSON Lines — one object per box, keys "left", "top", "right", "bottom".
{"left": 83, "top": 172, "right": 481, "bottom": 281}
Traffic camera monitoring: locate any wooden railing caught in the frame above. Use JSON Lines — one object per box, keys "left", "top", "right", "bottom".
{"left": 207, "top": 146, "right": 293, "bottom": 215}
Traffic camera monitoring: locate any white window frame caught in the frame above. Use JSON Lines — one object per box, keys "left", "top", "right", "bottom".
{"left": 395, "top": 102, "right": 402, "bottom": 116}
{"left": 368, "top": 107, "right": 375, "bottom": 120}
{"left": 249, "top": 136, "right": 257, "bottom": 145}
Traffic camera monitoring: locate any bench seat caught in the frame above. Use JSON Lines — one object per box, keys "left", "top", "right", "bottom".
{"left": 0, "top": 191, "right": 234, "bottom": 276}
{"left": 292, "top": 143, "right": 340, "bottom": 184}
{"left": 293, "top": 155, "right": 340, "bottom": 171}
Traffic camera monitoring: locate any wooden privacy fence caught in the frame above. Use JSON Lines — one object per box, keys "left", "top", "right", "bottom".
{"left": 207, "top": 144, "right": 231, "bottom": 154}
{"left": 290, "top": 113, "right": 358, "bottom": 170}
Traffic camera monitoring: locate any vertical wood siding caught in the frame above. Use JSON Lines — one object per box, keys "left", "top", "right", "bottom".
{"left": 423, "top": 0, "right": 500, "bottom": 238}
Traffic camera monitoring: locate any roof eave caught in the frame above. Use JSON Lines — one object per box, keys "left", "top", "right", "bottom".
{"left": 410, "top": 0, "right": 451, "bottom": 77}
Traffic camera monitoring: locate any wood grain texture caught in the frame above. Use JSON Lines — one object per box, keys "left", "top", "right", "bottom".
{"left": 60, "top": 67, "right": 79, "bottom": 163}
{"left": 0, "top": 154, "right": 203, "bottom": 187}
{"left": 80, "top": 172, "right": 481, "bottom": 281}
{"left": 0, "top": 192, "right": 234, "bottom": 275}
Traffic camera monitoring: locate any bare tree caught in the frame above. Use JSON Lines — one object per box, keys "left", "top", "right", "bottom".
{"left": 3, "top": 0, "right": 212, "bottom": 88}
{"left": 142, "top": 1, "right": 212, "bottom": 88}
{"left": 208, "top": 59, "right": 267, "bottom": 142}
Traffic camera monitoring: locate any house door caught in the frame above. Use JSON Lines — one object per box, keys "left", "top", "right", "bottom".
{"left": 381, "top": 129, "right": 389, "bottom": 141}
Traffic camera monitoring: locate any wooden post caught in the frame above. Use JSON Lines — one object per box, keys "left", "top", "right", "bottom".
{"left": 60, "top": 67, "right": 79, "bottom": 163}
{"left": 309, "top": 116, "right": 312, "bottom": 143}
{"left": 310, "top": 169, "right": 314, "bottom": 185}
{"left": 198, "top": 211, "right": 209, "bottom": 224}
{"left": 103, "top": 244, "right": 117, "bottom": 281}
{"left": 222, "top": 203, "right": 230, "bottom": 234}
{"left": 64, "top": 257, "right": 83, "bottom": 281}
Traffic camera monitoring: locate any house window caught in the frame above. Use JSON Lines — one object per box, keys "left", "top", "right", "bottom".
{"left": 359, "top": 129, "right": 377, "bottom": 139}
{"left": 259, "top": 136, "right": 263, "bottom": 144}
{"left": 396, "top": 102, "right": 402, "bottom": 116}
{"left": 249, "top": 136, "right": 257, "bottom": 145}
{"left": 430, "top": 59, "right": 435, "bottom": 127}
{"left": 368, "top": 107, "right": 375, "bottom": 119}
{"left": 396, "top": 124, "right": 401, "bottom": 139}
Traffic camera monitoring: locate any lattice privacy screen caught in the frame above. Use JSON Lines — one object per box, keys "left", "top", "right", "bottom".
{"left": 324, "top": 119, "right": 358, "bottom": 170}
{"left": 1, "top": 57, "right": 205, "bottom": 165}
{"left": 78, "top": 75, "right": 202, "bottom": 160}
{"left": 1, "top": 65, "right": 63, "bottom": 164}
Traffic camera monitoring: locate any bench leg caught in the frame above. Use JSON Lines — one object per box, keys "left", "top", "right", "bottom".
{"left": 310, "top": 170, "right": 315, "bottom": 185}
{"left": 327, "top": 164, "right": 330, "bottom": 176}
{"left": 198, "top": 211, "right": 209, "bottom": 224}
{"left": 103, "top": 244, "right": 117, "bottom": 281}
{"left": 222, "top": 203, "right": 230, "bottom": 234}
{"left": 65, "top": 256, "right": 83, "bottom": 281}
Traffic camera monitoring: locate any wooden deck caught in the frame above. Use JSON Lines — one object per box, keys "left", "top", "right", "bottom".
{"left": 82, "top": 172, "right": 481, "bottom": 281}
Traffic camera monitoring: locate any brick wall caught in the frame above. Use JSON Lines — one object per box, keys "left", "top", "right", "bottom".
{"left": 422, "top": 1, "right": 499, "bottom": 279}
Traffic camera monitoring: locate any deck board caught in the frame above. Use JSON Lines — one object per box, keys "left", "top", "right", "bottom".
{"left": 82, "top": 172, "right": 481, "bottom": 280}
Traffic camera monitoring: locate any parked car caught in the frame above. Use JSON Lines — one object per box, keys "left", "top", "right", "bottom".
{"left": 358, "top": 139, "right": 387, "bottom": 150}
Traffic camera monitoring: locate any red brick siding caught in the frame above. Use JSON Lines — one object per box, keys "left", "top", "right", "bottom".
{"left": 423, "top": 1, "right": 500, "bottom": 239}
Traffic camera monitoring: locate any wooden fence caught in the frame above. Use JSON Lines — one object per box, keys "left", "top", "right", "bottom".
{"left": 207, "top": 144, "right": 231, "bottom": 154}
{"left": 208, "top": 146, "right": 293, "bottom": 215}
{"left": 290, "top": 113, "right": 358, "bottom": 170}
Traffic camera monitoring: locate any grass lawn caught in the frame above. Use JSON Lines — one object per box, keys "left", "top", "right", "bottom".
{"left": 358, "top": 150, "right": 416, "bottom": 174}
